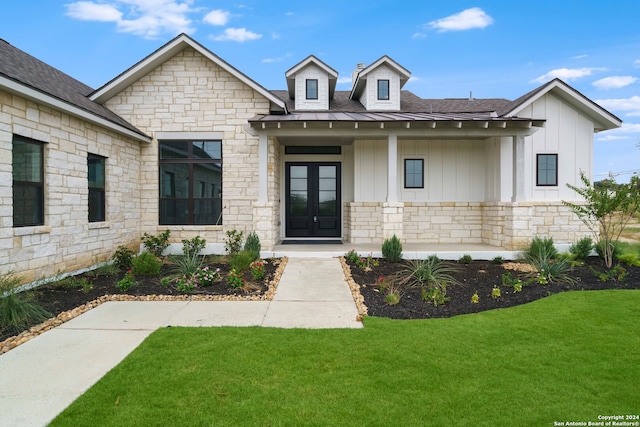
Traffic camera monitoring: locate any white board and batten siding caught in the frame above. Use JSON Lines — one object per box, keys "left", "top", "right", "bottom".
{"left": 293, "top": 64, "right": 330, "bottom": 111}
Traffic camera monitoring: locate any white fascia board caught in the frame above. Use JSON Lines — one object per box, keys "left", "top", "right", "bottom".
{"left": 357, "top": 56, "right": 411, "bottom": 83}
{"left": 1, "top": 76, "right": 151, "bottom": 143}
{"left": 90, "top": 34, "right": 287, "bottom": 113}
{"left": 506, "top": 80, "right": 622, "bottom": 131}
{"left": 285, "top": 55, "right": 338, "bottom": 79}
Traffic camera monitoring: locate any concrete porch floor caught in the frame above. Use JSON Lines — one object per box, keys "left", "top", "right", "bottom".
{"left": 264, "top": 242, "right": 522, "bottom": 260}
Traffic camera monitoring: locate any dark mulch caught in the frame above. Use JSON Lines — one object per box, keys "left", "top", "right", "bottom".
{"left": 1, "top": 257, "right": 281, "bottom": 343}
{"left": 348, "top": 257, "right": 640, "bottom": 319}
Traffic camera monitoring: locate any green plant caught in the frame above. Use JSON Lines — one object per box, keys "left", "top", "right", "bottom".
{"left": 594, "top": 240, "right": 622, "bottom": 262}
{"left": 564, "top": 173, "right": 640, "bottom": 268}
{"left": 224, "top": 229, "right": 244, "bottom": 256}
{"left": 381, "top": 234, "right": 403, "bottom": 262}
{"left": 524, "top": 245, "right": 576, "bottom": 285}
{"left": 375, "top": 275, "right": 388, "bottom": 293}
{"left": 160, "top": 277, "right": 170, "bottom": 287}
{"left": 345, "top": 250, "right": 360, "bottom": 264}
{"left": 90, "top": 263, "right": 119, "bottom": 277}
{"left": 195, "top": 267, "right": 221, "bottom": 287}
{"left": 491, "top": 286, "right": 501, "bottom": 299}
{"left": 523, "top": 236, "right": 558, "bottom": 260}
{"left": 131, "top": 251, "right": 162, "bottom": 276}
{"left": 170, "top": 251, "right": 204, "bottom": 278}
{"left": 590, "top": 264, "right": 628, "bottom": 282}
{"left": 58, "top": 276, "right": 94, "bottom": 293}
{"left": 421, "top": 285, "right": 449, "bottom": 307}
{"left": 398, "top": 256, "right": 460, "bottom": 289}
{"left": 501, "top": 272, "right": 524, "bottom": 292}
{"left": 355, "top": 253, "right": 378, "bottom": 270}
{"left": 385, "top": 291, "right": 400, "bottom": 305}
{"left": 141, "top": 230, "right": 171, "bottom": 257}
{"left": 459, "top": 254, "right": 473, "bottom": 265}
{"left": 492, "top": 256, "right": 504, "bottom": 265}
{"left": 175, "top": 275, "right": 198, "bottom": 293}
{"left": 227, "top": 269, "right": 245, "bottom": 288}
{"left": 569, "top": 237, "right": 593, "bottom": 261}
{"left": 112, "top": 245, "right": 135, "bottom": 271}
{"left": 250, "top": 261, "right": 265, "bottom": 281}
{"left": 471, "top": 291, "right": 479, "bottom": 304}
{"left": 229, "top": 250, "right": 255, "bottom": 273}
{"left": 117, "top": 270, "right": 137, "bottom": 292}
{"left": 182, "top": 236, "right": 206, "bottom": 257}
{"left": 616, "top": 253, "right": 640, "bottom": 267}
{"left": 0, "top": 272, "right": 51, "bottom": 330}
{"left": 244, "top": 231, "right": 261, "bottom": 255}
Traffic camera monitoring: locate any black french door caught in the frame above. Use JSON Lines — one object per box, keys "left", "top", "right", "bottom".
{"left": 285, "top": 162, "right": 341, "bottom": 237}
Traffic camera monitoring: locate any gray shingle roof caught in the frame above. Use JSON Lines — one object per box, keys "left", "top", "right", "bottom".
{"left": 0, "top": 39, "right": 145, "bottom": 136}
{"left": 270, "top": 89, "right": 512, "bottom": 115}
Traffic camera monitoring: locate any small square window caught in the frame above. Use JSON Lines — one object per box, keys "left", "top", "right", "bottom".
{"left": 306, "top": 79, "right": 318, "bottom": 100}
{"left": 378, "top": 80, "right": 390, "bottom": 100}
{"left": 537, "top": 154, "right": 558, "bottom": 186}
{"left": 404, "top": 159, "right": 424, "bottom": 189}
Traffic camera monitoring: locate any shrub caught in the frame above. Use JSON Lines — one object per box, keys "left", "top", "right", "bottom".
{"left": 112, "top": 246, "right": 135, "bottom": 271}
{"left": 229, "top": 250, "right": 255, "bottom": 273}
{"left": 0, "top": 272, "right": 51, "bottom": 330}
{"left": 381, "top": 235, "right": 403, "bottom": 262}
{"left": 421, "top": 285, "right": 449, "bottom": 307}
{"left": 170, "top": 251, "right": 204, "bottom": 278}
{"left": 459, "top": 254, "right": 473, "bottom": 264}
{"left": 117, "top": 270, "right": 137, "bottom": 293}
{"left": 569, "top": 237, "right": 593, "bottom": 261}
{"left": 141, "top": 230, "right": 171, "bottom": 257}
{"left": 227, "top": 269, "right": 245, "bottom": 288}
{"left": 244, "top": 231, "right": 261, "bottom": 255}
{"left": 616, "top": 253, "right": 640, "bottom": 267}
{"left": 524, "top": 237, "right": 558, "bottom": 260}
{"left": 590, "top": 264, "right": 628, "bottom": 282}
{"left": 492, "top": 256, "right": 504, "bottom": 265}
{"left": 398, "top": 256, "right": 460, "bottom": 289}
{"left": 182, "top": 236, "right": 206, "bottom": 257}
{"left": 131, "top": 251, "right": 162, "bottom": 276}
{"left": 250, "top": 261, "right": 265, "bottom": 281}
{"left": 524, "top": 245, "right": 576, "bottom": 285}
{"left": 224, "top": 230, "right": 244, "bottom": 256}
{"left": 344, "top": 250, "right": 360, "bottom": 264}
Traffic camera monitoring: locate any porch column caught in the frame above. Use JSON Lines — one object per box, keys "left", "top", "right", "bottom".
{"left": 387, "top": 132, "right": 398, "bottom": 202}
{"left": 258, "top": 133, "right": 268, "bottom": 203}
{"left": 512, "top": 135, "right": 526, "bottom": 202}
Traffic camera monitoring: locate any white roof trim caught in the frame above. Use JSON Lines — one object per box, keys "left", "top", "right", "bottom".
{"left": 0, "top": 75, "right": 152, "bottom": 143}
{"left": 90, "top": 34, "right": 287, "bottom": 113}
{"left": 350, "top": 55, "right": 411, "bottom": 99}
{"left": 505, "top": 79, "right": 621, "bottom": 132}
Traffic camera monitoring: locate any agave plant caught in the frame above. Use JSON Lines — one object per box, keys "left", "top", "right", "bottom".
{"left": 397, "top": 256, "right": 460, "bottom": 288}
{"left": 0, "top": 272, "right": 51, "bottom": 330}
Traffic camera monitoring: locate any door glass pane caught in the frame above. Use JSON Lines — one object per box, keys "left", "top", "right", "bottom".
{"left": 290, "top": 191, "right": 308, "bottom": 216}
{"left": 318, "top": 190, "right": 336, "bottom": 216}
{"left": 290, "top": 166, "right": 307, "bottom": 179}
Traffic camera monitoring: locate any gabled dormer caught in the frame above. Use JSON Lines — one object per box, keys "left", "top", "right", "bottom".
{"left": 286, "top": 55, "right": 338, "bottom": 111}
{"left": 350, "top": 56, "right": 410, "bottom": 111}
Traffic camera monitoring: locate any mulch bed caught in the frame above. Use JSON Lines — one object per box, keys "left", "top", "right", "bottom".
{"left": 0, "top": 257, "right": 286, "bottom": 350}
{"left": 345, "top": 257, "right": 640, "bottom": 319}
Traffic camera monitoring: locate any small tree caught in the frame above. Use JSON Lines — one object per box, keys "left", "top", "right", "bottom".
{"left": 563, "top": 171, "right": 640, "bottom": 268}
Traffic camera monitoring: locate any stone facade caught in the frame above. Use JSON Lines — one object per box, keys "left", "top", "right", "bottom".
{"left": 104, "top": 48, "right": 272, "bottom": 246}
{"left": 0, "top": 90, "right": 142, "bottom": 282}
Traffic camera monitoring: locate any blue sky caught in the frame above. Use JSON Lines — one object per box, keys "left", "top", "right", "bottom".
{"left": 3, "top": 1, "right": 639, "bottom": 181}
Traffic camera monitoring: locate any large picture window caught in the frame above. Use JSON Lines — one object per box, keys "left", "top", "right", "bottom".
{"left": 88, "top": 154, "right": 106, "bottom": 222}
{"left": 537, "top": 154, "right": 558, "bottom": 186}
{"left": 404, "top": 159, "right": 424, "bottom": 189}
{"left": 13, "top": 136, "right": 44, "bottom": 227}
{"left": 159, "top": 140, "right": 222, "bottom": 225}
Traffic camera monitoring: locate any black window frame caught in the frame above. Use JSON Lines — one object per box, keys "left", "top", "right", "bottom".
{"left": 378, "top": 79, "right": 390, "bottom": 100}
{"left": 12, "top": 135, "right": 44, "bottom": 227}
{"left": 159, "top": 140, "right": 223, "bottom": 225}
{"left": 536, "top": 153, "right": 558, "bottom": 186}
{"left": 88, "top": 153, "right": 106, "bottom": 223}
{"left": 306, "top": 79, "right": 318, "bottom": 100}
{"left": 404, "top": 158, "right": 424, "bottom": 189}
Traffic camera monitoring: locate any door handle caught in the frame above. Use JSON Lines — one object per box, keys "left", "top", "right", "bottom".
{"left": 314, "top": 216, "right": 317, "bottom": 223}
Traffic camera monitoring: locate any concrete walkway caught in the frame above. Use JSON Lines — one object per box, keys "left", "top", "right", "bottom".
{"left": 0, "top": 257, "right": 361, "bottom": 427}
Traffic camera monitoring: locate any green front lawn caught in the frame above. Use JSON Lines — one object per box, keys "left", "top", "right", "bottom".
{"left": 52, "top": 290, "right": 640, "bottom": 426}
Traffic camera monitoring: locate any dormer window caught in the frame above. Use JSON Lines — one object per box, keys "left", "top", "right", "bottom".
{"left": 306, "top": 79, "right": 318, "bottom": 100}
{"left": 378, "top": 79, "right": 390, "bottom": 100}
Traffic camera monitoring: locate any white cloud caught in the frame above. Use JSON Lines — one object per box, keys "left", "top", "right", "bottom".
{"left": 571, "top": 54, "right": 588, "bottom": 60}
{"left": 66, "top": 1, "right": 122, "bottom": 22}
{"left": 213, "top": 27, "right": 261, "bottom": 42}
{"left": 203, "top": 9, "right": 229, "bottom": 26}
{"left": 337, "top": 77, "right": 353, "bottom": 85}
{"left": 634, "top": 59, "right": 640, "bottom": 68}
{"left": 412, "top": 32, "right": 427, "bottom": 39}
{"left": 595, "top": 96, "right": 640, "bottom": 116}
{"left": 427, "top": 7, "right": 493, "bottom": 32}
{"left": 65, "top": 0, "right": 196, "bottom": 38}
{"left": 595, "top": 122, "right": 640, "bottom": 141}
{"left": 261, "top": 53, "right": 292, "bottom": 64}
{"left": 530, "top": 67, "right": 606, "bottom": 84}
{"left": 592, "top": 76, "right": 638, "bottom": 89}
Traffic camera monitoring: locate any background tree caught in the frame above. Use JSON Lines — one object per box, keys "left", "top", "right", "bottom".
{"left": 563, "top": 171, "right": 640, "bottom": 268}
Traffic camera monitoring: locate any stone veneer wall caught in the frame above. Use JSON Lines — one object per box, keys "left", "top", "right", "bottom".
{"left": 0, "top": 90, "right": 142, "bottom": 282}
{"left": 104, "top": 47, "right": 271, "bottom": 246}
{"left": 346, "top": 200, "right": 590, "bottom": 249}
